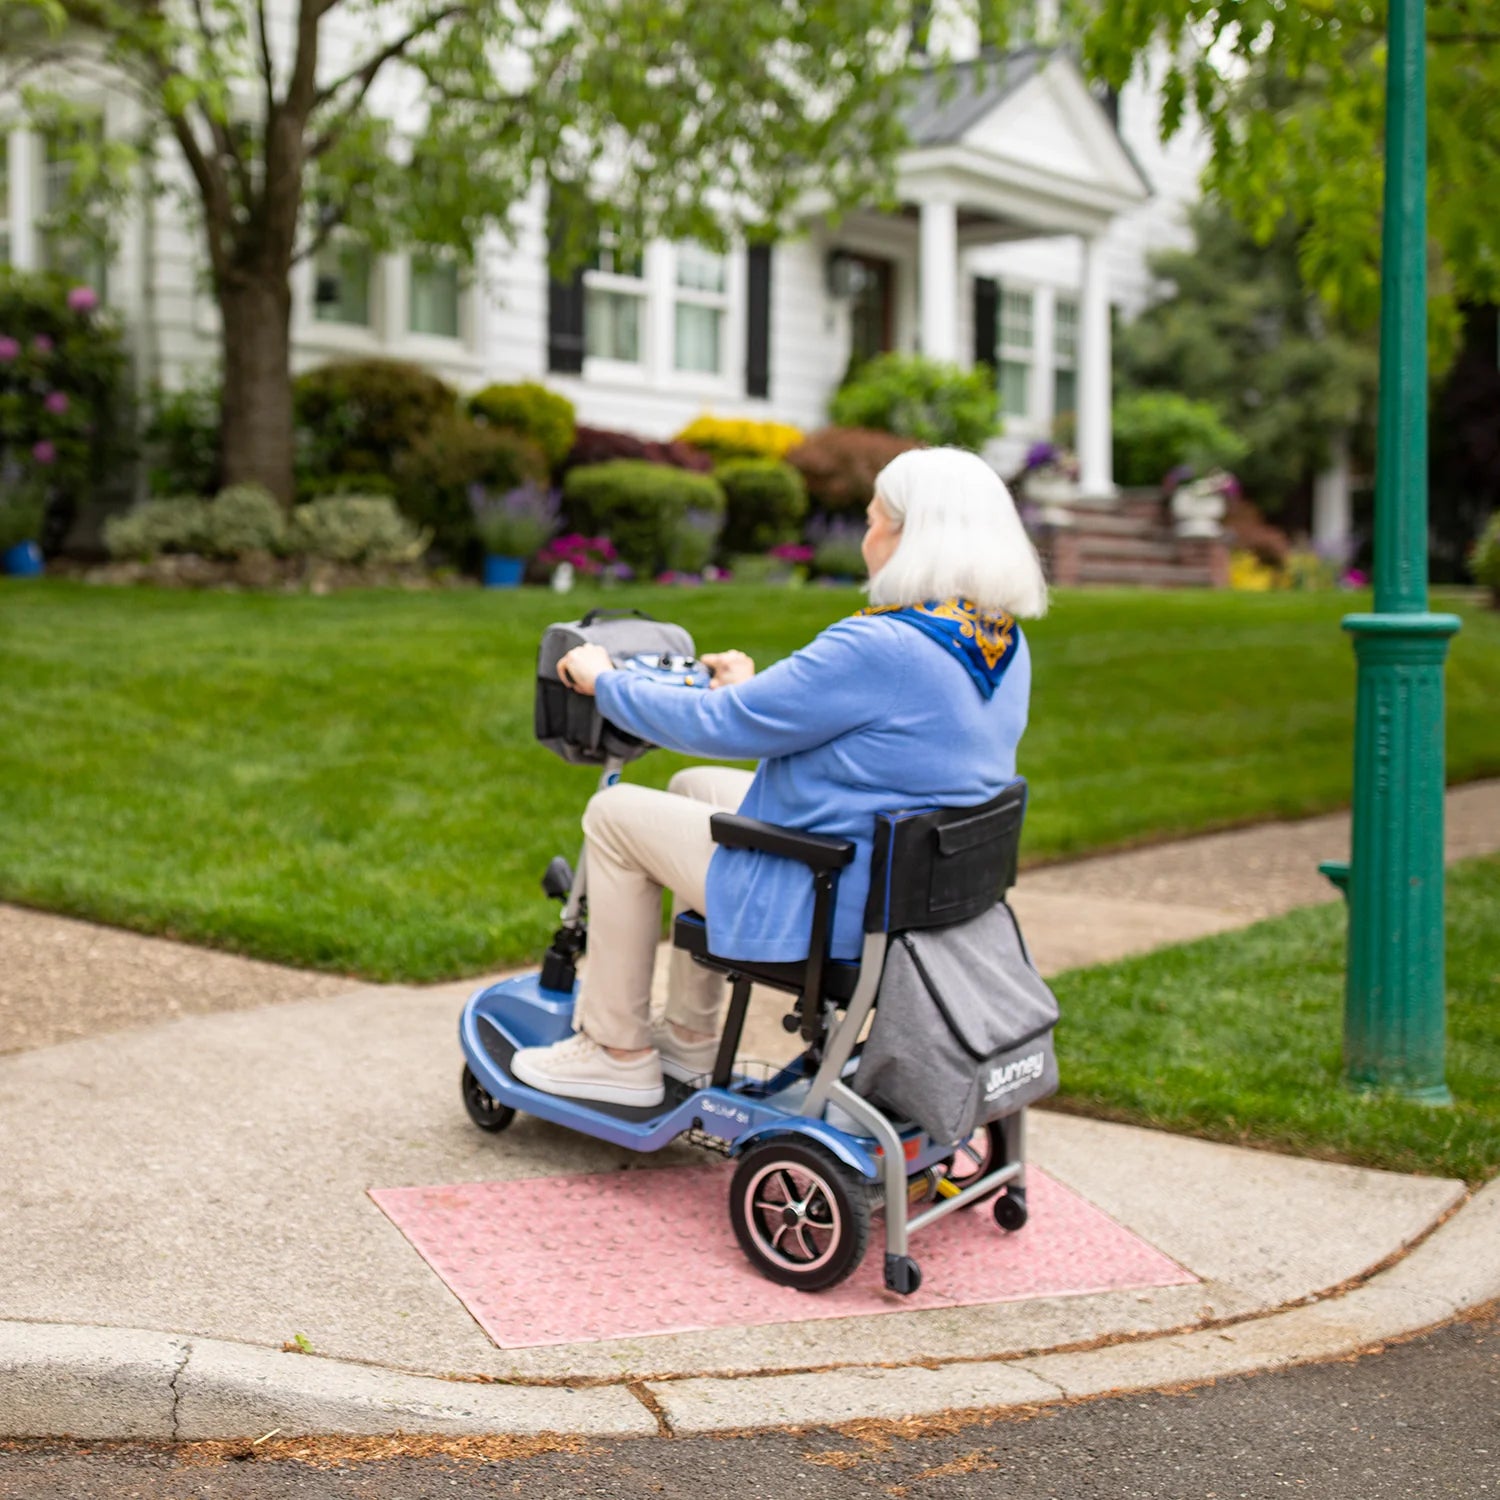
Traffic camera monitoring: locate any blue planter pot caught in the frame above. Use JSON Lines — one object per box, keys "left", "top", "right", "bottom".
{"left": 2, "top": 541, "right": 43, "bottom": 577}
{"left": 482, "top": 554, "right": 526, "bottom": 588}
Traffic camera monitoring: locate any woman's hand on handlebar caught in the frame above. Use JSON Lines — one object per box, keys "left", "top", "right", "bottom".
{"left": 702, "top": 650, "right": 755, "bottom": 689}
{"left": 558, "top": 643, "right": 613, "bottom": 696}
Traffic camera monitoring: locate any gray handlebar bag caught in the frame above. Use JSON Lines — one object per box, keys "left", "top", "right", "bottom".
{"left": 535, "top": 609, "right": 695, "bottom": 765}
{"left": 853, "top": 901, "right": 1059, "bottom": 1144}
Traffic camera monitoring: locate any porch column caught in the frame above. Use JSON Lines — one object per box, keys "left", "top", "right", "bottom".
{"left": 8, "top": 128, "right": 39, "bottom": 271}
{"left": 1313, "top": 432, "right": 1353, "bottom": 550}
{"left": 918, "top": 194, "right": 959, "bottom": 363}
{"left": 1077, "top": 235, "right": 1114, "bottom": 496}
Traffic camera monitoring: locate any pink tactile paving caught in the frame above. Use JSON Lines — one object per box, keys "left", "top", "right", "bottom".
{"left": 370, "top": 1164, "right": 1197, "bottom": 1349}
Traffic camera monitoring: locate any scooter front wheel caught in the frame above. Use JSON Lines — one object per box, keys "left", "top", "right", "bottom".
{"left": 462, "top": 1064, "right": 516, "bottom": 1133}
{"left": 730, "top": 1140, "right": 871, "bottom": 1292}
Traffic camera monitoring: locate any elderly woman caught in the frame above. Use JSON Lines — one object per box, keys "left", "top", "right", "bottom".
{"left": 512, "top": 447, "right": 1048, "bottom": 1106}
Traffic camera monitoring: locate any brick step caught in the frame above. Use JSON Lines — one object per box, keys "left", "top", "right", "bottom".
{"left": 1074, "top": 560, "right": 1218, "bottom": 587}
{"left": 1075, "top": 534, "right": 1180, "bottom": 562}
{"left": 1065, "top": 511, "right": 1163, "bottom": 538}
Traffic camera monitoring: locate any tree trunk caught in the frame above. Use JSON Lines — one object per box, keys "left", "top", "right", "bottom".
{"left": 218, "top": 273, "right": 296, "bottom": 504}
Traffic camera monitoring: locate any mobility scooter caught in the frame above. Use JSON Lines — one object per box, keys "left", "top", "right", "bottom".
{"left": 459, "top": 611, "right": 1054, "bottom": 1294}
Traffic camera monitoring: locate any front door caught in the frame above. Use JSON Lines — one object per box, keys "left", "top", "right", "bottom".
{"left": 846, "top": 254, "right": 895, "bottom": 373}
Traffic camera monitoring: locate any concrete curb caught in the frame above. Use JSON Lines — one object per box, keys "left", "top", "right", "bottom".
{"left": 3, "top": 1180, "right": 1495, "bottom": 1441}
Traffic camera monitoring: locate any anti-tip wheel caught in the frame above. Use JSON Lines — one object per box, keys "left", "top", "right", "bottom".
{"left": 462, "top": 1064, "right": 516, "bottom": 1133}
{"left": 730, "top": 1139, "right": 871, "bottom": 1292}
{"left": 992, "top": 1188, "right": 1028, "bottom": 1232}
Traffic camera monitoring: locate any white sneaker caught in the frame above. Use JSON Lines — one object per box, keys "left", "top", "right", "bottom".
{"left": 510, "top": 1032, "right": 665, "bottom": 1107}
{"left": 652, "top": 1021, "right": 723, "bottom": 1083}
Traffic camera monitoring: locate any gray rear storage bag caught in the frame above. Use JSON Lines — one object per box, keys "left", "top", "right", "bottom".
{"left": 853, "top": 901, "right": 1059, "bottom": 1144}
{"left": 535, "top": 610, "right": 695, "bottom": 765}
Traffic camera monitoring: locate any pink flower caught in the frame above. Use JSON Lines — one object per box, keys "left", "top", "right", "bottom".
{"left": 44, "top": 391, "right": 70, "bottom": 415}
{"left": 32, "top": 441, "right": 56, "bottom": 465}
{"left": 67, "top": 286, "right": 99, "bottom": 313}
{"left": 32, "top": 335, "right": 54, "bottom": 356}
{"left": 0, "top": 337, "right": 18, "bottom": 363}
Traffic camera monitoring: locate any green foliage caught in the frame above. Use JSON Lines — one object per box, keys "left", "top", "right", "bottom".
{"left": 468, "top": 383, "right": 576, "bottom": 471}
{"left": 0, "top": 268, "right": 131, "bottom": 522}
{"left": 469, "top": 481, "right": 560, "bottom": 558}
{"left": 293, "top": 360, "right": 456, "bottom": 488}
{"left": 393, "top": 415, "right": 545, "bottom": 559}
{"left": 143, "top": 377, "right": 221, "bottom": 497}
{"left": 665, "top": 508, "right": 726, "bottom": 576}
{"left": 830, "top": 354, "right": 1000, "bottom": 449}
{"left": 287, "top": 496, "right": 430, "bottom": 565}
{"left": 103, "top": 497, "right": 210, "bottom": 561}
{"left": 714, "top": 458, "right": 808, "bottom": 554}
{"left": 808, "top": 516, "right": 868, "bottom": 579}
{"left": 785, "top": 426, "right": 922, "bottom": 516}
{"left": 562, "top": 461, "right": 726, "bottom": 575}
{"left": 298, "top": 470, "right": 398, "bottom": 502}
{"left": 1112, "top": 391, "right": 1248, "bottom": 489}
{"left": 0, "top": 489, "right": 45, "bottom": 550}
{"left": 1115, "top": 207, "right": 1377, "bottom": 513}
{"left": 203, "top": 485, "right": 286, "bottom": 559}
{"left": 1083, "top": 1, "right": 1500, "bottom": 362}
{"left": 1471, "top": 514, "right": 1500, "bottom": 597}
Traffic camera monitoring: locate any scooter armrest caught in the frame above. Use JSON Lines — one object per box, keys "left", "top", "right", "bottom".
{"left": 710, "top": 813, "right": 855, "bottom": 871}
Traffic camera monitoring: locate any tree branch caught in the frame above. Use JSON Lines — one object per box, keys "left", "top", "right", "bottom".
{"left": 256, "top": 0, "right": 276, "bottom": 116}
{"left": 311, "top": 3, "right": 468, "bottom": 111}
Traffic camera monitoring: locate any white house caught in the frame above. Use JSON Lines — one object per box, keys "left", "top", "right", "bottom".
{"left": 1, "top": 33, "right": 1206, "bottom": 495}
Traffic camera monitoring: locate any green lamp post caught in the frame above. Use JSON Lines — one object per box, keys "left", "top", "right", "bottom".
{"left": 1339, "top": 0, "right": 1461, "bottom": 1101}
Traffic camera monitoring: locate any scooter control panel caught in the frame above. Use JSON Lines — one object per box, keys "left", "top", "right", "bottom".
{"left": 621, "top": 652, "right": 713, "bottom": 690}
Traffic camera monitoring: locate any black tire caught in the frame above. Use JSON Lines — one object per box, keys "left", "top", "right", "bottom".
{"left": 462, "top": 1065, "right": 516, "bottom": 1133}
{"left": 944, "top": 1121, "right": 1008, "bottom": 1208}
{"left": 730, "top": 1139, "right": 872, "bottom": 1291}
{"left": 993, "top": 1188, "right": 1028, "bottom": 1232}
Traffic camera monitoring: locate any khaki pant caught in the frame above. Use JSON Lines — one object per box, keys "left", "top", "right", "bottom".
{"left": 573, "top": 765, "right": 756, "bottom": 1051}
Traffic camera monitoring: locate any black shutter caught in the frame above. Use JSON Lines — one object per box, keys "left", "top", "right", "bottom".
{"left": 973, "top": 276, "right": 999, "bottom": 371}
{"left": 745, "top": 242, "right": 773, "bottom": 399}
{"left": 546, "top": 186, "right": 586, "bottom": 375}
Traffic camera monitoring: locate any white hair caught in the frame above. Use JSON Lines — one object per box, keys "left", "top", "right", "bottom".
{"left": 866, "top": 448, "right": 1049, "bottom": 618}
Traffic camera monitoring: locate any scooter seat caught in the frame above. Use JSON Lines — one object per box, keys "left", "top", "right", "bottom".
{"left": 672, "top": 912, "right": 862, "bottom": 1002}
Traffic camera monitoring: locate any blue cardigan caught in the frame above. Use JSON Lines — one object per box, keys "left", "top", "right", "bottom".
{"left": 593, "top": 612, "right": 1031, "bottom": 963}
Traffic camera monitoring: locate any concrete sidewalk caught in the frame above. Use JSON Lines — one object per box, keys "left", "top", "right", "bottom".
{"left": 1, "top": 781, "right": 1498, "bottom": 1440}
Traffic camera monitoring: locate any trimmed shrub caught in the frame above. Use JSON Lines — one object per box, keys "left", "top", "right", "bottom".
{"left": 287, "top": 495, "right": 430, "bottom": 565}
{"left": 202, "top": 484, "right": 285, "bottom": 559}
{"left": 143, "top": 376, "right": 221, "bottom": 497}
{"left": 293, "top": 358, "right": 457, "bottom": 487}
{"left": 564, "top": 425, "right": 715, "bottom": 474}
{"left": 392, "top": 414, "right": 546, "bottom": 559}
{"left": 666, "top": 508, "right": 726, "bottom": 575}
{"left": 674, "top": 414, "right": 804, "bottom": 461}
{"left": 786, "top": 426, "right": 921, "bottom": 516}
{"left": 103, "top": 496, "right": 210, "bottom": 561}
{"left": 562, "top": 460, "right": 725, "bottom": 576}
{"left": 830, "top": 355, "right": 1000, "bottom": 450}
{"left": 1112, "top": 392, "right": 1248, "bottom": 488}
{"left": 715, "top": 458, "right": 808, "bottom": 554}
{"left": 1471, "top": 512, "right": 1500, "bottom": 601}
{"left": 469, "top": 382, "right": 576, "bottom": 471}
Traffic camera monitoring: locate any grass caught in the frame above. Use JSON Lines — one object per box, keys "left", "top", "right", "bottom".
{"left": 0, "top": 581, "right": 1497, "bottom": 981}
{"left": 1050, "top": 853, "right": 1500, "bottom": 1184}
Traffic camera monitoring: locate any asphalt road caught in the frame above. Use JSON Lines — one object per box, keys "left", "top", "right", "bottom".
{"left": 3, "top": 1306, "right": 1496, "bottom": 1500}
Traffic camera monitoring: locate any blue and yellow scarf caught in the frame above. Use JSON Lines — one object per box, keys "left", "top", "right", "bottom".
{"left": 859, "top": 599, "right": 1019, "bottom": 699}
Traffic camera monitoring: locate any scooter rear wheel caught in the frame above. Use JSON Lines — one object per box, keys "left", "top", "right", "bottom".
{"left": 943, "top": 1121, "right": 1008, "bottom": 1208}
{"left": 730, "top": 1139, "right": 871, "bottom": 1291}
{"left": 462, "top": 1065, "right": 516, "bottom": 1133}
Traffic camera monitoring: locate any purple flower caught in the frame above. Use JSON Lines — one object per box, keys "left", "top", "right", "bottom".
{"left": 32, "top": 335, "right": 54, "bottom": 356}
{"left": 769, "top": 542, "right": 813, "bottom": 564}
{"left": 44, "top": 391, "right": 70, "bottom": 416}
{"left": 1024, "top": 441, "right": 1058, "bottom": 471}
{"left": 67, "top": 286, "right": 100, "bottom": 314}
{"left": 32, "top": 441, "right": 56, "bottom": 465}
{"left": 0, "top": 337, "right": 18, "bottom": 363}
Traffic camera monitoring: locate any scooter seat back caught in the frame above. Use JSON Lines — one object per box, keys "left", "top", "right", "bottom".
{"left": 536, "top": 609, "right": 696, "bottom": 765}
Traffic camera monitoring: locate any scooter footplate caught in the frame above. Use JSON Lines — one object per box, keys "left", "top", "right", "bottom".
{"left": 476, "top": 1018, "right": 697, "bottom": 1123}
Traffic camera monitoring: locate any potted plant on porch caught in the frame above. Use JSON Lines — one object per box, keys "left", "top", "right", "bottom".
{"left": 468, "top": 481, "right": 559, "bottom": 587}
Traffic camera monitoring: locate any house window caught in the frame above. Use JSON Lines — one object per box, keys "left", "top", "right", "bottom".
{"left": 39, "top": 121, "right": 107, "bottom": 295}
{"left": 996, "top": 288, "right": 1033, "bottom": 418}
{"left": 673, "top": 243, "right": 728, "bottom": 374}
{"left": 409, "top": 254, "right": 460, "bottom": 338}
{"left": 1052, "top": 295, "right": 1078, "bottom": 418}
{"left": 313, "top": 240, "right": 372, "bottom": 327}
{"left": 584, "top": 241, "right": 646, "bottom": 364}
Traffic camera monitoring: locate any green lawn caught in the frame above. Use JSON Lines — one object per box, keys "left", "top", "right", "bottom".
{"left": 1051, "top": 853, "right": 1500, "bottom": 1184}
{"left": 0, "top": 581, "right": 1497, "bottom": 981}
